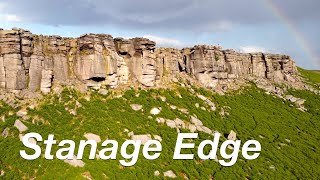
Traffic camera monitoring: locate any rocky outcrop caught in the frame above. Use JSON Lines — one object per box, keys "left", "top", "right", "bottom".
{"left": 0, "top": 28, "right": 300, "bottom": 94}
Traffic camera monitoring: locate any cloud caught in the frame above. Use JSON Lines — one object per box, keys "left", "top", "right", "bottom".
{"left": 3, "top": 0, "right": 319, "bottom": 31}
{"left": 1, "top": 14, "right": 21, "bottom": 22}
{"left": 239, "top": 46, "right": 268, "bottom": 53}
{"left": 143, "top": 35, "right": 183, "bottom": 47}
{"left": 0, "top": 2, "right": 6, "bottom": 12}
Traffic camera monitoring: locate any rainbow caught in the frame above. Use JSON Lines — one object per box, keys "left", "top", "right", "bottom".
{"left": 263, "top": 0, "right": 319, "bottom": 67}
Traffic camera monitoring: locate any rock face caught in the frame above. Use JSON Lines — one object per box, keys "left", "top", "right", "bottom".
{"left": 0, "top": 28, "right": 300, "bottom": 93}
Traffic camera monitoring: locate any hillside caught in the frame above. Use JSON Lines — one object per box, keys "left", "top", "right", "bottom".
{"left": 1, "top": 74, "right": 320, "bottom": 179}
{"left": 298, "top": 68, "right": 320, "bottom": 87}
{"left": 0, "top": 28, "right": 320, "bottom": 179}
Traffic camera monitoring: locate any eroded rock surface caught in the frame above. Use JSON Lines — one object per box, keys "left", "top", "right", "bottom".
{"left": 0, "top": 28, "right": 301, "bottom": 94}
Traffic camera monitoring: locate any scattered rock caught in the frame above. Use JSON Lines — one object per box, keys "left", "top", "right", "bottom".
{"left": 219, "top": 108, "right": 225, "bottom": 116}
{"left": 196, "top": 126, "right": 204, "bottom": 132}
{"left": 98, "top": 89, "right": 108, "bottom": 95}
{"left": 1, "top": 127, "right": 9, "bottom": 138}
{"left": 285, "top": 95, "right": 297, "bottom": 102}
{"left": 201, "top": 126, "right": 213, "bottom": 134}
{"left": 75, "top": 101, "right": 82, "bottom": 108}
{"left": 172, "top": 78, "right": 178, "bottom": 83}
{"left": 84, "top": 133, "right": 101, "bottom": 143}
{"left": 128, "top": 131, "right": 134, "bottom": 137}
{"left": 156, "top": 117, "right": 166, "bottom": 124}
{"left": 16, "top": 110, "right": 27, "bottom": 117}
{"left": 190, "top": 116, "right": 203, "bottom": 126}
{"left": 154, "top": 170, "right": 160, "bottom": 176}
{"left": 84, "top": 95, "right": 91, "bottom": 101}
{"left": 14, "top": 120, "right": 28, "bottom": 132}
{"left": 164, "top": 170, "right": 177, "bottom": 178}
{"left": 130, "top": 104, "right": 143, "bottom": 111}
{"left": 178, "top": 108, "right": 189, "bottom": 114}
{"left": 195, "top": 103, "right": 199, "bottom": 108}
{"left": 69, "top": 109, "right": 77, "bottom": 116}
{"left": 228, "top": 130, "right": 237, "bottom": 141}
{"left": 174, "top": 118, "right": 186, "bottom": 129}
{"left": 159, "top": 96, "right": 166, "bottom": 102}
{"left": 188, "top": 124, "right": 197, "bottom": 133}
{"left": 166, "top": 120, "right": 177, "bottom": 129}
{"left": 197, "top": 94, "right": 207, "bottom": 101}
{"left": 82, "top": 171, "right": 93, "bottom": 180}
{"left": 28, "top": 105, "right": 35, "bottom": 110}
{"left": 131, "top": 134, "right": 152, "bottom": 144}
{"left": 170, "top": 105, "right": 177, "bottom": 110}
{"left": 150, "top": 107, "right": 161, "bottom": 115}
{"left": 153, "top": 135, "right": 162, "bottom": 142}
{"left": 295, "top": 99, "right": 305, "bottom": 106}
{"left": 64, "top": 155, "right": 85, "bottom": 167}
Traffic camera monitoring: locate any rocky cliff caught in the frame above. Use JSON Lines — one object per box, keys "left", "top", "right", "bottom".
{"left": 0, "top": 28, "right": 300, "bottom": 94}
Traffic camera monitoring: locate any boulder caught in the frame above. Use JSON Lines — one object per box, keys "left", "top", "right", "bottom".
{"left": 174, "top": 118, "right": 186, "bottom": 129}
{"left": 166, "top": 120, "right": 177, "bottom": 129}
{"left": 295, "top": 99, "right": 305, "bottom": 106}
{"left": 131, "top": 134, "right": 152, "bottom": 144}
{"left": 201, "top": 126, "right": 213, "bottom": 134}
{"left": 156, "top": 117, "right": 166, "bottom": 124}
{"left": 130, "top": 104, "right": 143, "bottom": 111}
{"left": 188, "top": 124, "right": 197, "bottom": 133}
{"left": 64, "top": 155, "right": 85, "bottom": 167}
{"left": 14, "top": 120, "right": 28, "bottom": 132}
{"left": 150, "top": 107, "right": 161, "bottom": 115}
{"left": 16, "top": 110, "right": 27, "bottom": 117}
{"left": 190, "top": 116, "right": 203, "bottom": 126}
{"left": 84, "top": 133, "right": 101, "bottom": 143}
{"left": 285, "top": 95, "right": 297, "bottom": 102}
{"left": 228, "top": 130, "right": 237, "bottom": 141}
{"left": 40, "top": 69, "right": 53, "bottom": 94}
{"left": 153, "top": 135, "right": 162, "bottom": 142}
{"left": 163, "top": 170, "right": 177, "bottom": 178}
{"left": 154, "top": 170, "right": 160, "bottom": 176}
{"left": 98, "top": 89, "right": 108, "bottom": 95}
{"left": 1, "top": 128, "right": 9, "bottom": 138}
{"left": 128, "top": 131, "right": 134, "bottom": 137}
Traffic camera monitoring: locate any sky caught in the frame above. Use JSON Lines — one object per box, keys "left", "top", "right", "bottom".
{"left": 0, "top": 0, "right": 319, "bottom": 69}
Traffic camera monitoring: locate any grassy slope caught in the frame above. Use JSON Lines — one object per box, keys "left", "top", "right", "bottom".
{"left": 298, "top": 67, "right": 320, "bottom": 88}
{"left": 0, "top": 84, "right": 320, "bottom": 179}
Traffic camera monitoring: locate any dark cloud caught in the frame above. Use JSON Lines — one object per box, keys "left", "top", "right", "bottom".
{"left": 1, "top": 0, "right": 319, "bottom": 69}
{"left": 2, "top": 0, "right": 319, "bottom": 31}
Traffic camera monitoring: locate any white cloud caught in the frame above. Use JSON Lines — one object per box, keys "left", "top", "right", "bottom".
{"left": 143, "top": 35, "right": 183, "bottom": 47}
{"left": 0, "top": 2, "right": 6, "bottom": 12}
{"left": 0, "top": 14, "right": 22, "bottom": 22}
{"left": 239, "top": 46, "right": 268, "bottom": 53}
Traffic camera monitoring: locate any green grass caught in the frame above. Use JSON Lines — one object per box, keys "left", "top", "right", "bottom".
{"left": 298, "top": 67, "right": 320, "bottom": 89}
{"left": 0, "top": 85, "right": 319, "bottom": 179}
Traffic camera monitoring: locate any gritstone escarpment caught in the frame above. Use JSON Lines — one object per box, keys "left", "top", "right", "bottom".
{"left": 0, "top": 28, "right": 301, "bottom": 95}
